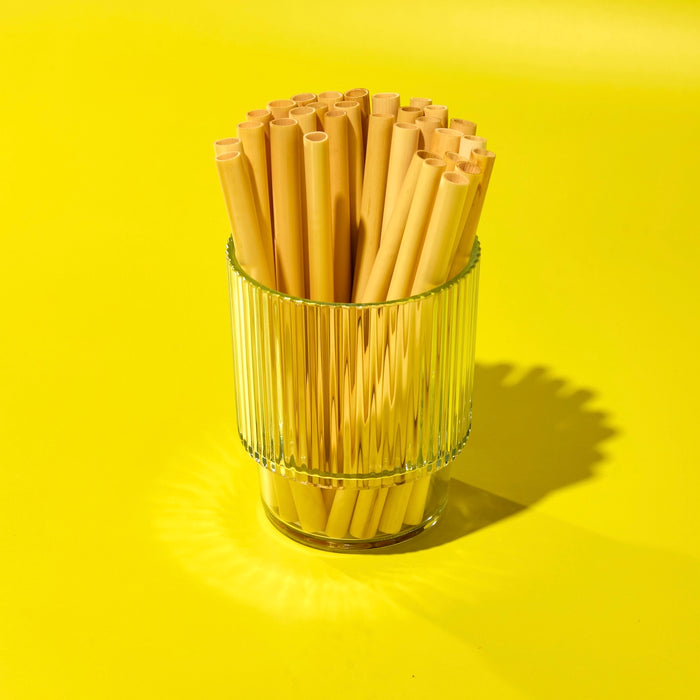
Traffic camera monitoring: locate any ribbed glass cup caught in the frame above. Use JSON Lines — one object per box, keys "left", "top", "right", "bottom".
{"left": 227, "top": 237, "right": 480, "bottom": 550}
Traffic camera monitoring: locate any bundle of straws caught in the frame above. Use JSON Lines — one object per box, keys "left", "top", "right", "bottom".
{"left": 216, "top": 89, "right": 494, "bottom": 541}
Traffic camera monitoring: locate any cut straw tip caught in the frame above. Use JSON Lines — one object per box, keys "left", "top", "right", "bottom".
{"left": 214, "top": 137, "right": 241, "bottom": 146}
{"left": 270, "top": 118, "right": 298, "bottom": 127}
{"left": 456, "top": 160, "right": 481, "bottom": 174}
{"left": 215, "top": 150, "right": 240, "bottom": 161}
{"left": 334, "top": 100, "right": 360, "bottom": 109}
{"left": 394, "top": 122, "right": 419, "bottom": 130}
{"left": 374, "top": 92, "right": 400, "bottom": 99}
{"left": 304, "top": 131, "right": 328, "bottom": 142}
{"left": 247, "top": 109, "right": 271, "bottom": 118}
{"left": 473, "top": 147, "right": 496, "bottom": 158}
{"left": 290, "top": 106, "right": 315, "bottom": 115}
{"left": 237, "top": 121, "right": 264, "bottom": 130}
{"left": 443, "top": 170, "right": 468, "bottom": 184}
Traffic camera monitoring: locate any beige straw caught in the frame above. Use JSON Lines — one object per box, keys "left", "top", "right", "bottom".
{"left": 409, "top": 97, "right": 432, "bottom": 111}
{"left": 246, "top": 109, "right": 273, "bottom": 137}
{"left": 325, "top": 489, "right": 359, "bottom": 538}
{"left": 215, "top": 151, "right": 276, "bottom": 290}
{"left": 317, "top": 90, "right": 343, "bottom": 108}
{"left": 344, "top": 88, "right": 370, "bottom": 144}
{"left": 415, "top": 115, "right": 441, "bottom": 150}
{"left": 458, "top": 134, "right": 487, "bottom": 159}
{"left": 289, "top": 106, "right": 318, "bottom": 135}
{"left": 372, "top": 92, "right": 400, "bottom": 118}
{"left": 380, "top": 158, "right": 445, "bottom": 301}
{"left": 333, "top": 101, "right": 364, "bottom": 266}
{"left": 381, "top": 122, "right": 420, "bottom": 234}
{"left": 324, "top": 110, "right": 352, "bottom": 302}
{"left": 397, "top": 106, "right": 422, "bottom": 124}
{"left": 267, "top": 99, "right": 296, "bottom": 120}
{"left": 429, "top": 127, "right": 463, "bottom": 158}
{"left": 303, "top": 132, "right": 334, "bottom": 302}
{"left": 444, "top": 151, "right": 466, "bottom": 172}
{"left": 450, "top": 118, "right": 477, "bottom": 136}
{"left": 307, "top": 102, "right": 329, "bottom": 129}
{"left": 448, "top": 150, "right": 495, "bottom": 278}
{"left": 423, "top": 104, "right": 448, "bottom": 127}
{"left": 236, "top": 121, "right": 275, "bottom": 277}
{"left": 378, "top": 482, "right": 414, "bottom": 534}
{"left": 411, "top": 171, "right": 471, "bottom": 295}
{"left": 213, "top": 137, "right": 242, "bottom": 156}
{"left": 270, "top": 118, "right": 305, "bottom": 297}
{"left": 291, "top": 92, "right": 316, "bottom": 107}
{"left": 352, "top": 113, "right": 395, "bottom": 300}
{"left": 288, "top": 482, "right": 327, "bottom": 533}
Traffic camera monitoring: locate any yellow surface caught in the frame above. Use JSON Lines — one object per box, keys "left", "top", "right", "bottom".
{"left": 1, "top": 1, "right": 699, "bottom": 698}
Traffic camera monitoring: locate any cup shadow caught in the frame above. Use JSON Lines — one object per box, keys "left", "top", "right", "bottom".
{"left": 373, "top": 363, "right": 617, "bottom": 554}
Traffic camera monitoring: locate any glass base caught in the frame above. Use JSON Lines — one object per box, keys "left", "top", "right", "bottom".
{"left": 263, "top": 500, "right": 445, "bottom": 552}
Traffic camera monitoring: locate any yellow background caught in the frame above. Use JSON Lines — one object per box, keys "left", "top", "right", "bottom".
{"left": 1, "top": 1, "right": 699, "bottom": 698}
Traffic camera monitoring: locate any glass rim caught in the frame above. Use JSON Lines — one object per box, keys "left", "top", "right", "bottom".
{"left": 226, "top": 235, "right": 481, "bottom": 308}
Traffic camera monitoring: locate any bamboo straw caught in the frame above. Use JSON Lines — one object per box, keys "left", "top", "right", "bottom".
{"left": 247, "top": 109, "right": 273, "bottom": 136}
{"left": 423, "top": 104, "right": 448, "bottom": 127}
{"left": 215, "top": 151, "right": 276, "bottom": 289}
{"left": 288, "top": 481, "right": 327, "bottom": 532}
{"left": 363, "top": 154, "right": 444, "bottom": 303}
{"left": 458, "top": 134, "right": 487, "bottom": 159}
{"left": 307, "top": 102, "right": 329, "bottom": 129}
{"left": 378, "top": 482, "right": 414, "bottom": 534}
{"left": 290, "top": 106, "right": 318, "bottom": 135}
{"left": 344, "top": 88, "right": 370, "bottom": 145}
{"left": 444, "top": 151, "right": 466, "bottom": 172}
{"left": 429, "top": 127, "right": 463, "bottom": 158}
{"left": 326, "top": 489, "right": 358, "bottom": 538}
{"left": 381, "top": 122, "right": 420, "bottom": 234}
{"left": 448, "top": 149, "right": 495, "bottom": 278}
{"left": 415, "top": 115, "right": 440, "bottom": 150}
{"left": 236, "top": 121, "right": 274, "bottom": 278}
{"left": 291, "top": 92, "right": 316, "bottom": 107}
{"left": 397, "top": 106, "right": 422, "bottom": 124}
{"left": 352, "top": 113, "right": 395, "bottom": 301}
{"left": 372, "top": 92, "right": 400, "bottom": 118}
{"left": 411, "top": 171, "right": 471, "bottom": 295}
{"left": 303, "top": 132, "right": 334, "bottom": 302}
{"left": 270, "top": 118, "right": 305, "bottom": 297}
{"left": 317, "top": 90, "right": 343, "bottom": 108}
{"left": 362, "top": 487, "right": 389, "bottom": 538}
{"left": 447, "top": 160, "right": 482, "bottom": 272}
{"left": 409, "top": 97, "right": 432, "bottom": 112}
{"left": 267, "top": 99, "right": 296, "bottom": 120}
{"left": 333, "top": 101, "right": 364, "bottom": 269}
{"left": 324, "top": 110, "right": 352, "bottom": 302}
{"left": 213, "top": 137, "right": 242, "bottom": 156}
{"left": 450, "top": 118, "right": 477, "bottom": 136}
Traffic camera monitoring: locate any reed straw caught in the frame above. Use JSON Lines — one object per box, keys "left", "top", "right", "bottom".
{"left": 450, "top": 118, "right": 477, "bottom": 136}
{"left": 267, "top": 99, "right": 296, "bottom": 120}
{"left": 415, "top": 115, "right": 441, "bottom": 150}
{"left": 363, "top": 153, "right": 444, "bottom": 303}
{"left": 411, "top": 171, "right": 471, "bottom": 295}
{"left": 344, "top": 88, "right": 370, "bottom": 145}
{"left": 448, "top": 149, "right": 495, "bottom": 278}
{"left": 317, "top": 90, "right": 343, "bottom": 108}
{"left": 383, "top": 155, "right": 446, "bottom": 300}
{"left": 246, "top": 109, "right": 273, "bottom": 136}
{"left": 213, "top": 137, "right": 242, "bottom": 156}
{"left": 444, "top": 151, "right": 466, "bottom": 172}
{"left": 307, "top": 102, "right": 329, "bottom": 129}
{"left": 270, "top": 118, "right": 305, "bottom": 297}
{"left": 352, "top": 113, "right": 395, "bottom": 301}
{"left": 324, "top": 109, "right": 352, "bottom": 302}
{"left": 303, "top": 132, "right": 334, "bottom": 302}
{"left": 372, "top": 92, "right": 400, "bottom": 118}
{"left": 423, "top": 104, "right": 448, "bottom": 127}
{"left": 446, "top": 160, "right": 482, "bottom": 270}
{"left": 409, "top": 97, "right": 432, "bottom": 111}
{"left": 333, "top": 101, "right": 364, "bottom": 268}
{"left": 397, "top": 106, "right": 422, "bottom": 124}
{"left": 236, "top": 121, "right": 275, "bottom": 278}
{"left": 458, "top": 134, "right": 487, "bottom": 159}
{"left": 289, "top": 106, "right": 318, "bottom": 135}
{"left": 429, "top": 127, "right": 463, "bottom": 158}
{"left": 381, "top": 122, "right": 420, "bottom": 234}
{"left": 378, "top": 482, "right": 414, "bottom": 534}
{"left": 215, "top": 151, "right": 276, "bottom": 290}
{"left": 291, "top": 92, "right": 316, "bottom": 107}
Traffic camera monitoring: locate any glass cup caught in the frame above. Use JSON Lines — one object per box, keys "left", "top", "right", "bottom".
{"left": 227, "top": 237, "right": 480, "bottom": 550}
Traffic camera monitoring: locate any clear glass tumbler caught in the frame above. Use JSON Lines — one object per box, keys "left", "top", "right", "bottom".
{"left": 227, "top": 237, "right": 480, "bottom": 550}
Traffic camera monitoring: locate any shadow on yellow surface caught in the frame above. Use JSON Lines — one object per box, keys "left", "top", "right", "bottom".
{"left": 378, "top": 363, "right": 616, "bottom": 553}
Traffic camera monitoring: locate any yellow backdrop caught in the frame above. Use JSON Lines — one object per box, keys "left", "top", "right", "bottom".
{"left": 1, "top": 1, "right": 699, "bottom": 698}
